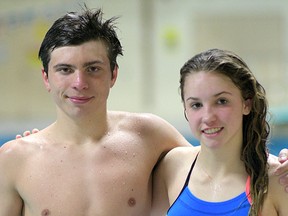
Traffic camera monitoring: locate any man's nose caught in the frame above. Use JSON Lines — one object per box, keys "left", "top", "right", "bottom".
{"left": 72, "top": 71, "right": 89, "bottom": 90}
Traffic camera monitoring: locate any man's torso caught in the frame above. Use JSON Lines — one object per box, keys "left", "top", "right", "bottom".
{"left": 8, "top": 112, "right": 175, "bottom": 216}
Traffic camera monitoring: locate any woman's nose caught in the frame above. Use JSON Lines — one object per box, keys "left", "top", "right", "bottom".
{"left": 202, "top": 106, "right": 217, "bottom": 125}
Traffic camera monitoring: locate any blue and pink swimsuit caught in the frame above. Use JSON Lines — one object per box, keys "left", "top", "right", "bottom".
{"left": 167, "top": 154, "right": 252, "bottom": 216}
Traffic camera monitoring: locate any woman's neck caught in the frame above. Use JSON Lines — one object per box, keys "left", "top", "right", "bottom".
{"left": 196, "top": 147, "right": 246, "bottom": 179}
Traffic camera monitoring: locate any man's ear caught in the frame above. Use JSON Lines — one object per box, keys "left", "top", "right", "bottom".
{"left": 42, "top": 69, "right": 51, "bottom": 92}
{"left": 243, "top": 98, "right": 252, "bottom": 115}
{"left": 110, "top": 66, "right": 118, "bottom": 88}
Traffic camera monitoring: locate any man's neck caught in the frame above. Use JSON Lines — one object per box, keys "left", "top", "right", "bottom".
{"left": 50, "top": 111, "right": 110, "bottom": 145}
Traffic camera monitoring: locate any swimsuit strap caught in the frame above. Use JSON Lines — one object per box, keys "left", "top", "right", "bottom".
{"left": 245, "top": 175, "right": 252, "bottom": 204}
{"left": 178, "top": 152, "right": 199, "bottom": 196}
{"left": 167, "top": 152, "right": 199, "bottom": 213}
{"left": 167, "top": 152, "right": 199, "bottom": 212}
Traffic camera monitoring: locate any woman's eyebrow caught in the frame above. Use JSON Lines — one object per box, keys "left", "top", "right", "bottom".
{"left": 185, "top": 91, "right": 232, "bottom": 102}
{"left": 214, "top": 91, "right": 232, "bottom": 97}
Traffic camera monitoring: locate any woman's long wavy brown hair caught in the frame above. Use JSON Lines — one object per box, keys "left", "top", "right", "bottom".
{"left": 179, "top": 48, "right": 270, "bottom": 216}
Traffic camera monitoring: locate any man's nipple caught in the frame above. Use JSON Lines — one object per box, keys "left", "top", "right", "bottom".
{"left": 41, "top": 209, "right": 50, "bottom": 216}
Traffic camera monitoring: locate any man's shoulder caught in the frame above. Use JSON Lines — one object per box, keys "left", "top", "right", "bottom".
{"left": 0, "top": 139, "right": 25, "bottom": 156}
{"left": 109, "top": 111, "right": 165, "bottom": 129}
{"left": 0, "top": 139, "right": 28, "bottom": 173}
{"left": 0, "top": 132, "right": 46, "bottom": 162}
{"left": 109, "top": 110, "right": 161, "bottom": 120}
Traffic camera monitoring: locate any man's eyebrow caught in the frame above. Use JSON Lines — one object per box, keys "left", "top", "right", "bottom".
{"left": 83, "top": 60, "right": 104, "bottom": 67}
{"left": 52, "top": 60, "right": 104, "bottom": 69}
{"left": 53, "top": 63, "right": 74, "bottom": 69}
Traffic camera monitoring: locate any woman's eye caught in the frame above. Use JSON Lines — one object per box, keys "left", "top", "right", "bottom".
{"left": 191, "top": 103, "right": 202, "bottom": 109}
{"left": 218, "top": 99, "right": 228, "bottom": 105}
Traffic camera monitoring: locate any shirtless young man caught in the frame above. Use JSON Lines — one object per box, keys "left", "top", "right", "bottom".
{"left": 0, "top": 7, "right": 190, "bottom": 216}
{"left": 0, "top": 7, "right": 288, "bottom": 216}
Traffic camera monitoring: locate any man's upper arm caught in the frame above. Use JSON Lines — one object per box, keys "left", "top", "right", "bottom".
{"left": 151, "top": 153, "right": 170, "bottom": 216}
{"left": 148, "top": 114, "right": 190, "bottom": 148}
{"left": 0, "top": 182, "right": 23, "bottom": 216}
{"left": 0, "top": 142, "right": 23, "bottom": 216}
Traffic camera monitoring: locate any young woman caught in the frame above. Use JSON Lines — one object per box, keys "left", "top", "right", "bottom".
{"left": 152, "top": 49, "right": 288, "bottom": 215}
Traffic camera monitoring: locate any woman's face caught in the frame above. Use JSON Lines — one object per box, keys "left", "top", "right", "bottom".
{"left": 183, "top": 71, "right": 251, "bottom": 150}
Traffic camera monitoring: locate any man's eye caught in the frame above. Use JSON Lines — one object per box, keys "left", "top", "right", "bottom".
{"left": 87, "top": 66, "right": 99, "bottom": 73}
{"left": 58, "top": 68, "right": 72, "bottom": 74}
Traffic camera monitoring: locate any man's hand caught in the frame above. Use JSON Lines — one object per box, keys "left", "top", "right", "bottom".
{"left": 275, "top": 148, "right": 288, "bottom": 192}
{"left": 15, "top": 128, "right": 39, "bottom": 139}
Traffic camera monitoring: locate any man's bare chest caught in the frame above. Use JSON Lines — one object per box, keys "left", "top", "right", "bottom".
{"left": 17, "top": 146, "right": 154, "bottom": 216}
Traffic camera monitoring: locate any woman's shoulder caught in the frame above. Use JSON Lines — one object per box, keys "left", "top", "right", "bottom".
{"left": 162, "top": 146, "right": 199, "bottom": 169}
{"left": 167, "top": 146, "right": 200, "bottom": 158}
{"left": 263, "top": 154, "right": 288, "bottom": 215}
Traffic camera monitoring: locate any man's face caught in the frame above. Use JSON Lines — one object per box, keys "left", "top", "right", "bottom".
{"left": 42, "top": 40, "right": 117, "bottom": 118}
